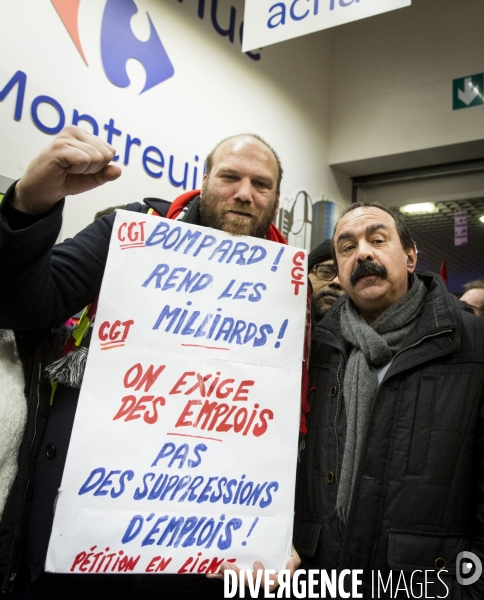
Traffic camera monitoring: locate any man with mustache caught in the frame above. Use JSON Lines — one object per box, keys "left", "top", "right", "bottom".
{"left": 294, "top": 203, "right": 484, "bottom": 598}
{"left": 0, "top": 127, "right": 299, "bottom": 598}
{"left": 307, "top": 239, "right": 344, "bottom": 324}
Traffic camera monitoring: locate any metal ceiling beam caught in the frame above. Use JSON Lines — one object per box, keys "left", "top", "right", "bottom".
{"left": 351, "top": 157, "right": 484, "bottom": 202}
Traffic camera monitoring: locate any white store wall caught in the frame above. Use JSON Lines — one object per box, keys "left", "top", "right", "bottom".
{"left": 328, "top": 0, "right": 484, "bottom": 177}
{"left": 0, "top": 0, "right": 350, "bottom": 242}
{"left": 2, "top": 0, "right": 484, "bottom": 243}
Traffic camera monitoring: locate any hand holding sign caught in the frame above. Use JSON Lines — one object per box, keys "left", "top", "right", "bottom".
{"left": 14, "top": 125, "right": 121, "bottom": 214}
{"left": 209, "top": 545, "right": 301, "bottom": 595}
{"left": 46, "top": 213, "right": 306, "bottom": 575}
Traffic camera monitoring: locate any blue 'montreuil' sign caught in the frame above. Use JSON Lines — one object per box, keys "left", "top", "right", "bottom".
{"left": 242, "top": 0, "right": 411, "bottom": 52}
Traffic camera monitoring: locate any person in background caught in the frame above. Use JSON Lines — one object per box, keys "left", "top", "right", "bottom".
{"left": 0, "top": 331, "right": 27, "bottom": 520}
{"left": 460, "top": 277, "right": 484, "bottom": 318}
{"left": 93, "top": 204, "right": 125, "bottom": 220}
{"left": 307, "top": 239, "right": 344, "bottom": 325}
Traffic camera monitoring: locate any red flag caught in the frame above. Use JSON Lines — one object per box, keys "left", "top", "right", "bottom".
{"left": 440, "top": 260, "right": 448, "bottom": 288}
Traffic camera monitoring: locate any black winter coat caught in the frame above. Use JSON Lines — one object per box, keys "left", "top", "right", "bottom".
{"left": 294, "top": 272, "right": 484, "bottom": 599}
{"left": 0, "top": 193, "right": 225, "bottom": 598}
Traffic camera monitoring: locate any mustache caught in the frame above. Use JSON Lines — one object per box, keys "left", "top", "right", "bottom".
{"left": 224, "top": 209, "right": 255, "bottom": 218}
{"left": 350, "top": 261, "right": 388, "bottom": 286}
{"left": 313, "top": 285, "right": 343, "bottom": 299}
{"left": 223, "top": 201, "right": 256, "bottom": 218}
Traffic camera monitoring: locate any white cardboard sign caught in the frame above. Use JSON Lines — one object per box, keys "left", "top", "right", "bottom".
{"left": 242, "top": 0, "right": 411, "bottom": 52}
{"left": 46, "top": 210, "right": 307, "bottom": 575}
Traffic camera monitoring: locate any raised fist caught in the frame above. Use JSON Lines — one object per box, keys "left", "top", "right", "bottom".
{"left": 13, "top": 125, "right": 122, "bottom": 214}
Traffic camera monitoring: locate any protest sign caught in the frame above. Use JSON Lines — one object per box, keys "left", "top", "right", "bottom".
{"left": 46, "top": 210, "right": 307, "bottom": 575}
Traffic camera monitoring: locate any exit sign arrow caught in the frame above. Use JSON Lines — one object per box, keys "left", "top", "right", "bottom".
{"left": 458, "top": 77, "right": 479, "bottom": 105}
{"left": 453, "top": 73, "right": 484, "bottom": 110}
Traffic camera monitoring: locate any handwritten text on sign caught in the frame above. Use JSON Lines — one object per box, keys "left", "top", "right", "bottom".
{"left": 46, "top": 211, "right": 306, "bottom": 574}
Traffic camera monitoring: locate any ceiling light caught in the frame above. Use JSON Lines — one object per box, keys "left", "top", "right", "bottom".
{"left": 480, "top": 215, "right": 484, "bottom": 223}
{"left": 400, "top": 203, "right": 437, "bottom": 214}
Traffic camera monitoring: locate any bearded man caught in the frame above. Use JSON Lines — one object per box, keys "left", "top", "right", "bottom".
{"left": 294, "top": 202, "right": 484, "bottom": 599}
{"left": 0, "top": 126, "right": 298, "bottom": 599}
{"left": 307, "top": 239, "right": 344, "bottom": 324}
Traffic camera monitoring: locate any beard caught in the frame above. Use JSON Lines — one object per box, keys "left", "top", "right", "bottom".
{"left": 312, "top": 285, "right": 344, "bottom": 316}
{"left": 199, "top": 184, "right": 279, "bottom": 238}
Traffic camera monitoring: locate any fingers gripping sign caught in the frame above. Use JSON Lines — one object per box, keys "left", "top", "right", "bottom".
{"left": 13, "top": 125, "right": 122, "bottom": 214}
{"left": 209, "top": 545, "right": 301, "bottom": 597}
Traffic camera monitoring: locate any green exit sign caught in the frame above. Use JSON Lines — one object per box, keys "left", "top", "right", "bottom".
{"left": 453, "top": 73, "right": 484, "bottom": 110}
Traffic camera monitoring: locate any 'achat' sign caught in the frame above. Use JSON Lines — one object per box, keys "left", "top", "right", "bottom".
{"left": 46, "top": 211, "right": 306, "bottom": 575}
{"left": 242, "top": 0, "right": 411, "bottom": 52}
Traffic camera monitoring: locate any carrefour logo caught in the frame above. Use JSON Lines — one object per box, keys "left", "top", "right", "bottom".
{"left": 51, "top": 0, "right": 174, "bottom": 93}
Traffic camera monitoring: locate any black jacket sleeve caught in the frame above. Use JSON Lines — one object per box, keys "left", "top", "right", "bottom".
{"left": 0, "top": 182, "right": 145, "bottom": 330}
{"left": 465, "top": 392, "right": 484, "bottom": 599}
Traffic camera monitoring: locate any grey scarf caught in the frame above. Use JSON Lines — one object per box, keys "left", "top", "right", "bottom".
{"left": 336, "top": 274, "right": 427, "bottom": 523}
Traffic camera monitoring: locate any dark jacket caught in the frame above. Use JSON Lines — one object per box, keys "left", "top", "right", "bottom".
{"left": 0, "top": 187, "right": 285, "bottom": 598}
{"left": 294, "top": 272, "right": 484, "bottom": 598}
{"left": 0, "top": 192, "right": 197, "bottom": 596}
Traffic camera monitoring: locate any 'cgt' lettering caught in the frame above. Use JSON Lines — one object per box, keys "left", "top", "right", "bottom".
{"left": 290, "top": 251, "right": 306, "bottom": 295}
{"left": 99, "top": 319, "right": 134, "bottom": 343}
{"left": 118, "top": 221, "right": 146, "bottom": 243}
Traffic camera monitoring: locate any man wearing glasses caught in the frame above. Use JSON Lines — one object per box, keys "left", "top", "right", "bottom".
{"left": 307, "top": 239, "right": 344, "bottom": 324}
